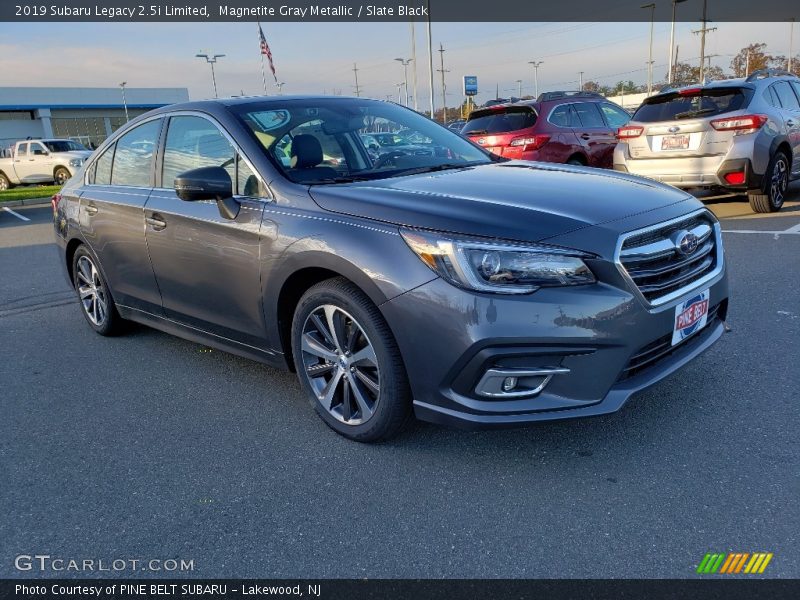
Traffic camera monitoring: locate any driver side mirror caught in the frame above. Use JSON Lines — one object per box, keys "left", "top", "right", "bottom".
{"left": 174, "top": 166, "right": 239, "bottom": 220}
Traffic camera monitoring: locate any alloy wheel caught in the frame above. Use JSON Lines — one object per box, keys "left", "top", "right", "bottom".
{"left": 300, "top": 304, "right": 380, "bottom": 426}
{"left": 55, "top": 170, "right": 70, "bottom": 185}
{"left": 770, "top": 156, "right": 788, "bottom": 208}
{"left": 76, "top": 255, "right": 108, "bottom": 327}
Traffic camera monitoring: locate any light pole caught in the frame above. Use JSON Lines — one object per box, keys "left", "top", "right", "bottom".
{"left": 395, "top": 58, "right": 412, "bottom": 106}
{"left": 396, "top": 82, "right": 405, "bottom": 104}
{"left": 642, "top": 3, "right": 656, "bottom": 95}
{"left": 579, "top": 71, "right": 584, "bottom": 91}
{"left": 789, "top": 18, "right": 796, "bottom": 73}
{"left": 119, "top": 81, "right": 129, "bottom": 122}
{"left": 668, "top": 0, "right": 688, "bottom": 84}
{"left": 195, "top": 53, "right": 225, "bottom": 98}
{"left": 275, "top": 82, "right": 285, "bottom": 95}
{"left": 528, "top": 61, "right": 543, "bottom": 98}
{"left": 516, "top": 79, "right": 523, "bottom": 98}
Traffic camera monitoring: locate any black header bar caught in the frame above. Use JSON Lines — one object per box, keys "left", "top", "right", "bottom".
{"left": 2, "top": 0, "right": 797, "bottom": 22}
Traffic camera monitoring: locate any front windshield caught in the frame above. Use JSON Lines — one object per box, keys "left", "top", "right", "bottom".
{"left": 43, "top": 140, "right": 88, "bottom": 152}
{"left": 233, "top": 98, "right": 494, "bottom": 184}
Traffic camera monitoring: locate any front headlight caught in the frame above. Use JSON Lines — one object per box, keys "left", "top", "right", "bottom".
{"left": 68, "top": 158, "right": 83, "bottom": 168}
{"left": 400, "top": 229, "right": 596, "bottom": 294}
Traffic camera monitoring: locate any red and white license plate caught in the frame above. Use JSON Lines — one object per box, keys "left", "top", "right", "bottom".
{"left": 672, "top": 290, "right": 710, "bottom": 346}
{"left": 661, "top": 134, "right": 690, "bottom": 150}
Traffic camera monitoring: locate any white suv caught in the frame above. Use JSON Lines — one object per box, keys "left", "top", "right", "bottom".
{"left": 613, "top": 69, "right": 800, "bottom": 213}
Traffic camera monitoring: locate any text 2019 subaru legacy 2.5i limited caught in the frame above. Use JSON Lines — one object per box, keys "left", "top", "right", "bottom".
{"left": 53, "top": 96, "right": 728, "bottom": 442}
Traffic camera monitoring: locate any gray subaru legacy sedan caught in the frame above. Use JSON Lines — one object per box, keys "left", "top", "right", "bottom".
{"left": 53, "top": 96, "right": 729, "bottom": 441}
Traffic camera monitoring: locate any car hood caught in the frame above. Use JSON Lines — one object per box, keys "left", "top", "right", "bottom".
{"left": 308, "top": 161, "right": 695, "bottom": 243}
{"left": 55, "top": 151, "right": 93, "bottom": 160}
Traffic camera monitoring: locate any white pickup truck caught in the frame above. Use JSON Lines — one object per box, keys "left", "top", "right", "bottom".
{"left": 0, "top": 139, "right": 93, "bottom": 191}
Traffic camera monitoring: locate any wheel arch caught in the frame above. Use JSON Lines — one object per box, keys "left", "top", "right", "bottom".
{"left": 566, "top": 152, "right": 588, "bottom": 165}
{"left": 269, "top": 253, "right": 390, "bottom": 372}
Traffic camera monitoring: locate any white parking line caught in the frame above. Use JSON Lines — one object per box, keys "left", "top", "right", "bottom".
{"left": 2, "top": 207, "right": 31, "bottom": 222}
{"left": 722, "top": 222, "right": 800, "bottom": 236}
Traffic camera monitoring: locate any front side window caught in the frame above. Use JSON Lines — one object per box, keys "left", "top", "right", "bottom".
{"left": 29, "top": 142, "right": 48, "bottom": 156}
{"left": 235, "top": 98, "right": 492, "bottom": 185}
{"left": 110, "top": 119, "right": 162, "bottom": 187}
{"left": 162, "top": 116, "right": 236, "bottom": 189}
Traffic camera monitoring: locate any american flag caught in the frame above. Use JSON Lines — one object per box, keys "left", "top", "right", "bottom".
{"left": 259, "top": 24, "right": 277, "bottom": 82}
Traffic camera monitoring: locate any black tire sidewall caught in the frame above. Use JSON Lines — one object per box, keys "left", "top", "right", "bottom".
{"left": 55, "top": 167, "right": 70, "bottom": 185}
{"left": 291, "top": 279, "right": 410, "bottom": 442}
{"left": 766, "top": 151, "right": 789, "bottom": 210}
{"left": 72, "top": 245, "right": 120, "bottom": 336}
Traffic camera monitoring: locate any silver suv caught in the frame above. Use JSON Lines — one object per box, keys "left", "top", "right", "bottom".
{"left": 613, "top": 69, "right": 800, "bottom": 213}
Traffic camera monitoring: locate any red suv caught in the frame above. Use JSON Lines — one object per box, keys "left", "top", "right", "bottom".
{"left": 462, "top": 91, "right": 630, "bottom": 168}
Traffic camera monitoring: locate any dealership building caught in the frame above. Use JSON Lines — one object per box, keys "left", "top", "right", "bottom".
{"left": 0, "top": 87, "right": 189, "bottom": 150}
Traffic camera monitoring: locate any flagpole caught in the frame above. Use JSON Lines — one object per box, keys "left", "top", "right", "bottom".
{"left": 258, "top": 22, "right": 268, "bottom": 95}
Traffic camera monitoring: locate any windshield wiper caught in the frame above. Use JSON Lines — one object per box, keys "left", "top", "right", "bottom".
{"left": 393, "top": 163, "right": 476, "bottom": 177}
{"left": 673, "top": 108, "right": 717, "bottom": 120}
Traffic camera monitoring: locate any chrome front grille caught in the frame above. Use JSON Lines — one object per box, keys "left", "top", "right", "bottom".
{"left": 618, "top": 211, "right": 722, "bottom": 306}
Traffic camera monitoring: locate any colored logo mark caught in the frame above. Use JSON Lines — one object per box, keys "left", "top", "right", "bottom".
{"left": 697, "top": 552, "right": 773, "bottom": 574}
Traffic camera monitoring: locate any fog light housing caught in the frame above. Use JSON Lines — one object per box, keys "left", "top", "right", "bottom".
{"left": 475, "top": 367, "right": 570, "bottom": 399}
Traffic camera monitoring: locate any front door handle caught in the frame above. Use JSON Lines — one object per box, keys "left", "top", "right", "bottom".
{"left": 84, "top": 204, "right": 98, "bottom": 216}
{"left": 580, "top": 133, "right": 591, "bottom": 140}
{"left": 145, "top": 214, "right": 167, "bottom": 231}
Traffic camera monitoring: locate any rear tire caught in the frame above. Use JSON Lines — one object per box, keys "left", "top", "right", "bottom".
{"left": 566, "top": 156, "right": 586, "bottom": 166}
{"left": 291, "top": 277, "right": 411, "bottom": 442}
{"left": 72, "top": 245, "right": 124, "bottom": 336}
{"left": 748, "top": 151, "right": 789, "bottom": 213}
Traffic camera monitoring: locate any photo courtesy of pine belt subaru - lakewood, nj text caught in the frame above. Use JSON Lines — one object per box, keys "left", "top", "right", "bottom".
{"left": 53, "top": 96, "right": 729, "bottom": 442}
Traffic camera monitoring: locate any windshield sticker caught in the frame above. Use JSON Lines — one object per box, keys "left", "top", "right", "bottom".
{"left": 250, "top": 110, "right": 291, "bottom": 132}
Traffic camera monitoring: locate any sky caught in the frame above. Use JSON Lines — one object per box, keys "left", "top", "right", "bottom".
{"left": 0, "top": 21, "right": 795, "bottom": 105}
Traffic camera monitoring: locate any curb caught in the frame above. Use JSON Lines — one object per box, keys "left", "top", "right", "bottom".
{"left": 0, "top": 197, "right": 52, "bottom": 208}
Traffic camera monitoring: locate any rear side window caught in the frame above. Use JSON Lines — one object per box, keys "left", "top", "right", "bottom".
{"left": 549, "top": 104, "right": 578, "bottom": 127}
{"left": 462, "top": 107, "right": 537, "bottom": 134}
{"left": 773, "top": 82, "right": 800, "bottom": 110}
{"left": 92, "top": 145, "right": 114, "bottom": 185}
{"left": 765, "top": 85, "right": 782, "bottom": 107}
{"left": 633, "top": 88, "right": 752, "bottom": 122}
{"left": 110, "top": 119, "right": 162, "bottom": 187}
{"left": 573, "top": 103, "right": 606, "bottom": 128}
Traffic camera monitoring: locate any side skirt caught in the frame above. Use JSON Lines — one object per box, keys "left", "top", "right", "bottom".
{"left": 116, "top": 304, "right": 289, "bottom": 370}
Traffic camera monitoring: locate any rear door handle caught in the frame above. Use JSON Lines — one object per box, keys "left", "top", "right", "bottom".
{"left": 580, "top": 133, "right": 591, "bottom": 140}
{"left": 787, "top": 119, "right": 795, "bottom": 127}
{"left": 145, "top": 214, "right": 167, "bottom": 231}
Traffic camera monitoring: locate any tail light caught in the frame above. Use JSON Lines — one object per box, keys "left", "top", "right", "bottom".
{"left": 678, "top": 87, "right": 703, "bottom": 96}
{"left": 710, "top": 114, "right": 767, "bottom": 134}
{"left": 509, "top": 135, "right": 550, "bottom": 151}
{"left": 616, "top": 126, "right": 644, "bottom": 139}
{"left": 723, "top": 171, "right": 746, "bottom": 185}
{"left": 51, "top": 193, "right": 62, "bottom": 216}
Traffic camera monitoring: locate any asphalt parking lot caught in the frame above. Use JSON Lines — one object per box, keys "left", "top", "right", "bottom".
{"left": 1, "top": 189, "right": 798, "bottom": 579}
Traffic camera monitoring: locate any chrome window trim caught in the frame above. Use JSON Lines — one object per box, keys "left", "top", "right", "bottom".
{"left": 613, "top": 207, "right": 725, "bottom": 310}
{"left": 81, "top": 110, "right": 273, "bottom": 202}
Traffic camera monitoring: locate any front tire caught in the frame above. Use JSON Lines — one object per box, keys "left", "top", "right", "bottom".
{"left": 291, "top": 278, "right": 411, "bottom": 442}
{"left": 72, "top": 245, "right": 124, "bottom": 336}
{"left": 0, "top": 172, "right": 12, "bottom": 191}
{"left": 748, "top": 151, "right": 789, "bottom": 213}
{"left": 54, "top": 167, "right": 71, "bottom": 186}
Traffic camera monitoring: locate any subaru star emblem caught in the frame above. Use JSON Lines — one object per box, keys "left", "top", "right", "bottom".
{"left": 676, "top": 231, "right": 699, "bottom": 255}
{"left": 668, "top": 126, "right": 681, "bottom": 133}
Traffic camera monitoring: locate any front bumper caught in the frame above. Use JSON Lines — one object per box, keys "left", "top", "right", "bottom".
{"left": 381, "top": 270, "right": 728, "bottom": 430}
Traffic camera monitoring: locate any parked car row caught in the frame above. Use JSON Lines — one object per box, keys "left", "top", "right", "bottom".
{"left": 452, "top": 69, "right": 800, "bottom": 213}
